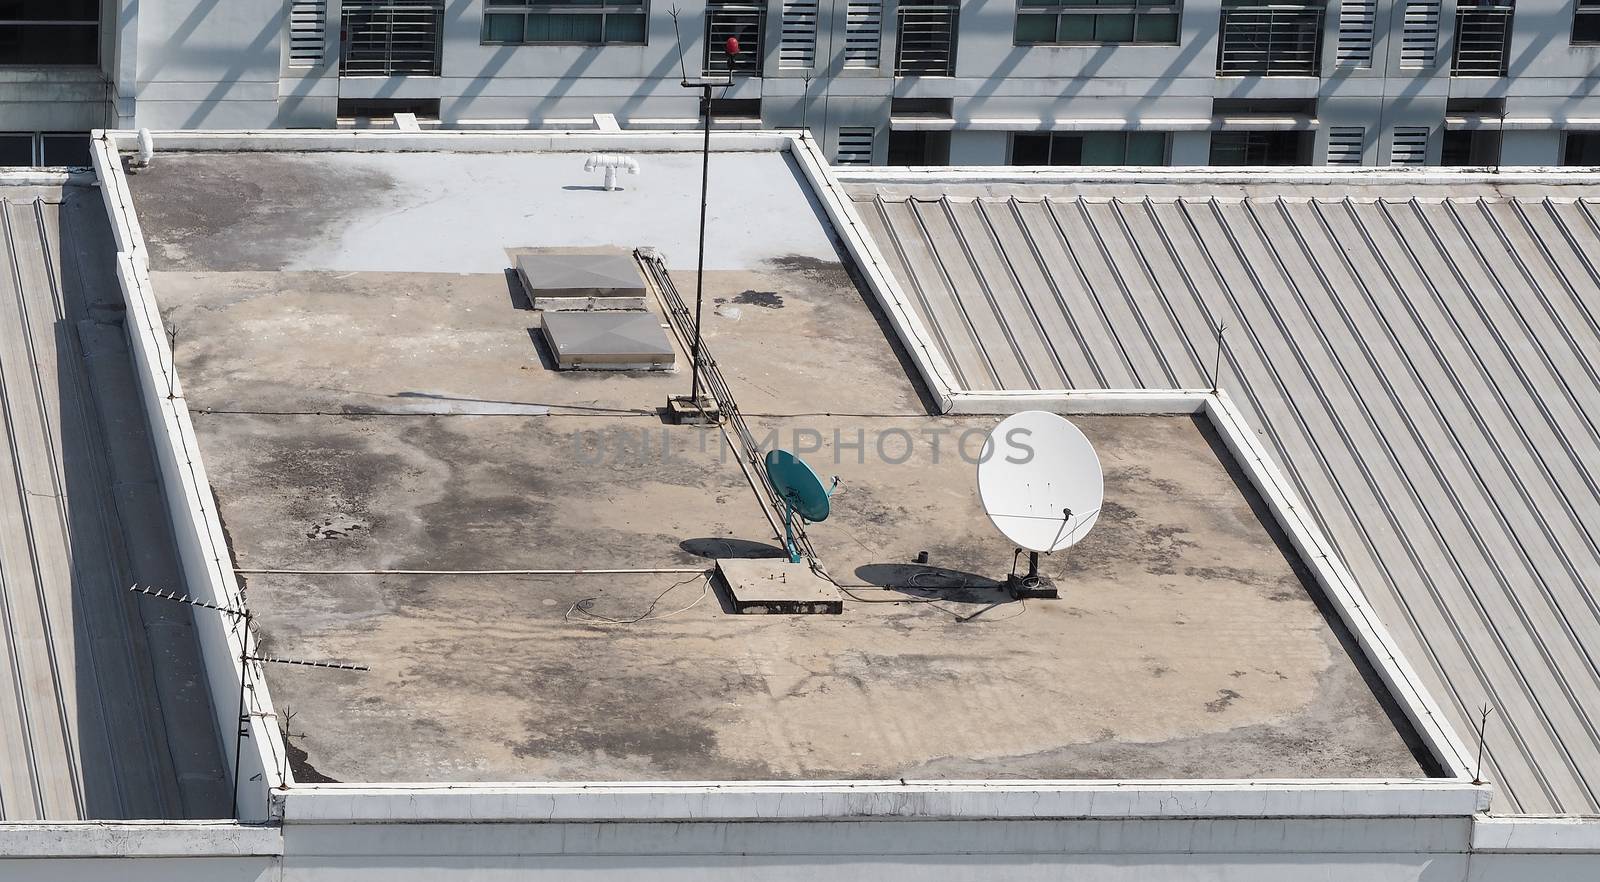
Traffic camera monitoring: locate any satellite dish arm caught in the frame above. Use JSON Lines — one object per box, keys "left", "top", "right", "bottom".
{"left": 1048, "top": 508, "right": 1075, "bottom": 549}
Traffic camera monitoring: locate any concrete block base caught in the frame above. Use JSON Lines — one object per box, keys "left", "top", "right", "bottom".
{"left": 665, "top": 395, "right": 720, "bottom": 425}
{"left": 533, "top": 295, "right": 648, "bottom": 312}
{"left": 716, "top": 559, "right": 843, "bottom": 615}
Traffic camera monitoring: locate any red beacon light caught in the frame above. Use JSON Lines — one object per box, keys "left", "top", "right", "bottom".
{"left": 725, "top": 36, "right": 741, "bottom": 58}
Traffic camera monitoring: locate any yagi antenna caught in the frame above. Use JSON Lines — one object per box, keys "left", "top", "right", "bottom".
{"left": 129, "top": 584, "right": 367, "bottom": 818}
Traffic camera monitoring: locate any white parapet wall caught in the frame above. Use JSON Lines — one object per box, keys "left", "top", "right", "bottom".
{"left": 0, "top": 823, "right": 279, "bottom": 881}
{"left": 91, "top": 133, "right": 288, "bottom": 823}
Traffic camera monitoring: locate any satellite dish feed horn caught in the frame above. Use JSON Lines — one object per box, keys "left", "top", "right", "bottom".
{"left": 764, "top": 450, "right": 837, "bottom": 563}
{"left": 977, "top": 411, "right": 1104, "bottom": 599}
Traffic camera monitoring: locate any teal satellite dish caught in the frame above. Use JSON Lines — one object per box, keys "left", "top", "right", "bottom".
{"left": 765, "top": 449, "right": 837, "bottom": 562}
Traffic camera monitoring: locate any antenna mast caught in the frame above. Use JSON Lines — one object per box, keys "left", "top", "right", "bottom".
{"left": 130, "top": 584, "right": 367, "bottom": 818}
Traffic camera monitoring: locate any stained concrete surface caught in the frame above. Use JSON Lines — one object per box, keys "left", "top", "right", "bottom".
{"left": 169, "top": 272, "right": 1432, "bottom": 783}
{"left": 151, "top": 263, "right": 924, "bottom": 418}
{"left": 203, "top": 412, "right": 1431, "bottom": 783}
{"left": 126, "top": 149, "right": 1433, "bottom": 785}
{"left": 126, "top": 151, "right": 839, "bottom": 274}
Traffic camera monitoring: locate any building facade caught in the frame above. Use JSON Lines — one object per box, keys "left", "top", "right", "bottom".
{"left": 2, "top": 2, "right": 1599, "bottom": 166}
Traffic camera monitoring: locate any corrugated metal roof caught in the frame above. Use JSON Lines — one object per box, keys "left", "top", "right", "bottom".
{"left": 850, "top": 178, "right": 1600, "bottom": 815}
{"left": 0, "top": 185, "right": 227, "bottom": 820}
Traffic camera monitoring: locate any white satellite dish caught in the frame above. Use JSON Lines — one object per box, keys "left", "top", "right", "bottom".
{"left": 977, "top": 411, "right": 1104, "bottom": 597}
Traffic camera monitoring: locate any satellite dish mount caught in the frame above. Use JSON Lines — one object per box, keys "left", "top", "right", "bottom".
{"left": 1013, "top": 552, "right": 1050, "bottom": 598}
{"left": 1010, "top": 509, "right": 1074, "bottom": 598}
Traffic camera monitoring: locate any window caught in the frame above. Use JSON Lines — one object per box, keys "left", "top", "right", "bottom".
{"left": 1209, "top": 131, "right": 1310, "bottom": 165}
{"left": 1441, "top": 129, "right": 1500, "bottom": 165}
{"left": 0, "top": 0, "right": 99, "bottom": 65}
{"left": 0, "top": 132, "right": 91, "bottom": 167}
{"left": 887, "top": 131, "right": 950, "bottom": 165}
{"left": 1564, "top": 132, "right": 1600, "bottom": 166}
{"left": 1213, "top": 97, "right": 1315, "bottom": 115}
{"left": 1452, "top": 0, "right": 1512, "bottom": 76}
{"left": 1011, "top": 132, "right": 1170, "bottom": 165}
{"left": 40, "top": 133, "right": 90, "bottom": 166}
{"left": 341, "top": 0, "right": 444, "bottom": 75}
{"left": 1446, "top": 96, "right": 1504, "bottom": 114}
{"left": 891, "top": 97, "right": 953, "bottom": 118}
{"left": 1015, "top": 0, "right": 1179, "bottom": 45}
{"left": 484, "top": 0, "right": 647, "bottom": 45}
{"left": 704, "top": 2, "right": 764, "bottom": 74}
{"left": 1578, "top": 0, "right": 1600, "bottom": 43}
{"left": 707, "top": 98, "right": 761, "bottom": 119}
{"left": 895, "top": 4, "right": 958, "bottom": 75}
{"left": 1216, "top": 2, "right": 1324, "bottom": 76}
{"left": 337, "top": 98, "right": 442, "bottom": 122}
{"left": 0, "top": 135, "right": 34, "bottom": 166}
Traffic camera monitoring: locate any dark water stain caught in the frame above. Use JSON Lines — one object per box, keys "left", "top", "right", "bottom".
{"left": 1205, "top": 688, "right": 1242, "bottom": 713}
{"left": 733, "top": 290, "right": 785, "bottom": 309}
{"left": 511, "top": 681, "right": 777, "bottom": 778}
{"left": 767, "top": 254, "right": 856, "bottom": 289}
{"left": 128, "top": 154, "right": 398, "bottom": 272}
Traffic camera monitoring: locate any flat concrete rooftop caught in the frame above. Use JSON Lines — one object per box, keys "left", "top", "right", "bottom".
{"left": 126, "top": 150, "right": 1433, "bottom": 784}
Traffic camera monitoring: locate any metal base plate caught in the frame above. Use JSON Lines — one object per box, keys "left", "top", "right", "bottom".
{"left": 1006, "top": 573, "right": 1058, "bottom": 600}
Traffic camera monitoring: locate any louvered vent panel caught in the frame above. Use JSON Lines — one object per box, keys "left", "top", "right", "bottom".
{"left": 1401, "top": 0, "right": 1440, "bottom": 67}
{"left": 1391, "top": 126, "right": 1430, "bottom": 164}
{"left": 836, "top": 127, "right": 875, "bottom": 165}
{"left": 844, "top": 0, "right": 883, "bottom": 68}
{"left": 1336, "top": 0, "right": 1375, "bottom": 65}
{"left": 1327, "top": 126, "right": 1365, "bottom": 165}
{"left": 288, "top": 0, "right": 328, "bottom": 68}
{"left": 779, "top": 0, "right": 818, "bottom": 68}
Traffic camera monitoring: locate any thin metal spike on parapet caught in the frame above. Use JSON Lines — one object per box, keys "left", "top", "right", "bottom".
{"left": 165, "top": 323, "right": 179, "bottom": 399}
{"left": 1211, "top": 321, "right": 1228, "bottom": 393}
{"left": 1474, "top": 704, "right": 1496, "bottom": 786}
{"left": 668, "top": 6, "right": 688, "bottom": 84}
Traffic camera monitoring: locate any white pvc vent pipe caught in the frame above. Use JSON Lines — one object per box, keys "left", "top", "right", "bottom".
{"left": 584, "top": 153, "right": 639, "bottom": 191}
